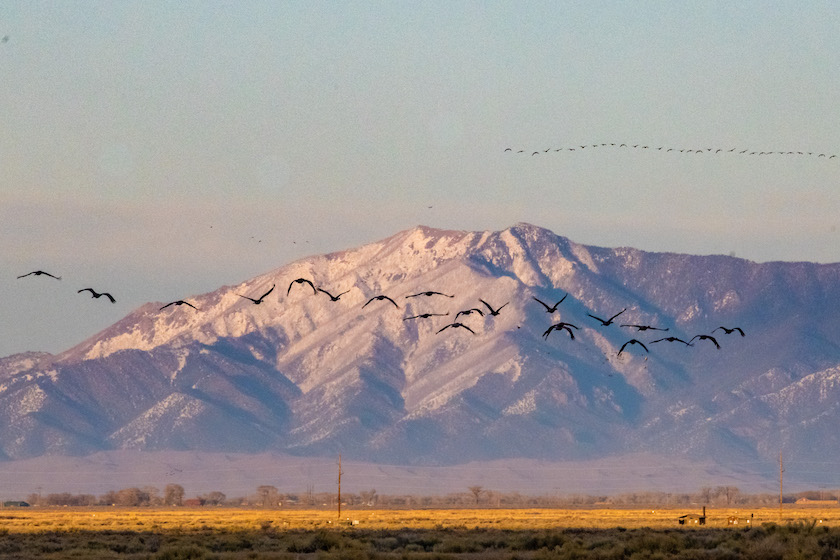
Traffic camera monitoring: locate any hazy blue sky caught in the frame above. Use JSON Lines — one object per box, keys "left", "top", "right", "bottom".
{"left": 2, "top": 1, "right": 839, "bottom": 357}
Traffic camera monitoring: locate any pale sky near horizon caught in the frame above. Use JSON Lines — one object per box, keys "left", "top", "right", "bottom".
{"left": 2, "top": 1, "right": 839, "bottom": 357}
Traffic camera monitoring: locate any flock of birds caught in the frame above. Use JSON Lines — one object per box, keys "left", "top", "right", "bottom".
{"left": 17, "top": 269, "right": 744, "bottom": 359}
{"left": 505, "top": 142, "right": 839, "bottom": 160}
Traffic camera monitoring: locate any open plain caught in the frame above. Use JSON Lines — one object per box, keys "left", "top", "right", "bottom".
{"left": 2, "top": 507, "right": 840, "bottom": 559}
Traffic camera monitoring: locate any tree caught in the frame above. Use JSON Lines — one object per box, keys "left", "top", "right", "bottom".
{"left": 256, "top": 485, "right": 279, "bottom": 508}
{"left": 143, "top": 486, "right": 162, "bottom": 506}
{"left": 164, "top": 484, "right": 185, "bottom": 506}
{"left": 359, "top": 488, "right": 378, "bottom": 506}
{"left": 115, "top": 487, "right": 148, "bottom": 507}
{"left": 203, "top": 491, "right": 226, "bottom": 506}
{"left": 720, "top": 486, "right": 740, "bottom": 505}
{"left": 468, "top": 486, "right": 484, "bottom": 505}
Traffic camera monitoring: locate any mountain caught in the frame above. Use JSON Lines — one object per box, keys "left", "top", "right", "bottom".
{"left": 2, "top": 223, "right": 839, "bottom": 477}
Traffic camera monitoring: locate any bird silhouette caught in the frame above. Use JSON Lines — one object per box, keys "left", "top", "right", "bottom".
{"left": 437, "top": 322, "right": 476, "bottom": 335}
{"left": 238, "top": 284, "right": 275, "bottom": 304}
{"left": 542, "top": 322, "right": 578, "bottom": 340}
{"left": 287, "top": 278, "right": 317, "bottom": 295}
{"left": 317, "top": 287, "right": 350, "bottom": 301}
{"left": 77, "top": 288, "right": 116, "bottom": 303}
{"left": 363, "top": 295, "right": 399, "bottom": 308}
{"left": 689, "top": 334, "right": 720, "bottom": 349}
{"left": 713, "top": 326, "right": 745, "bottom": 337}
{"left": 620, "top": 324, "right": 669, "bottom": 332}
{"left": 588, "top": 308, "right": 626, "bottom": 326}
{"left": 17, "top": 270, "right": 61, "bottom": 280}
{"left": 618, "top": 339, "right": 648, "bottom": 356}
{"left": 479, "top": 299, "right": 509, "bottom": 316}
{"left": 532, "top": 295, "right": 567, "bottom": 313}
{"left": 404, "top": 312, "right": 449, "bottom": 321}
{"left": 651, "top": 337, "right": 691, "bottom": 346}
{"left": 455, "top": 308, "right": 484, "bottom": 319}
{"left": 405, "top": 291, "right": 454, "bottom": 299}
{"left": 160, "top": 300, "right": 199, "bottom": 311}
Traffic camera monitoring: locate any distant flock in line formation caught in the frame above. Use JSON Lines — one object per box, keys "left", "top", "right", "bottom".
{"left": 18, "top": 270, "right": 744, "bottom": 358}
{"left": 505, "top": 143, "right": 838, "bottom": 160}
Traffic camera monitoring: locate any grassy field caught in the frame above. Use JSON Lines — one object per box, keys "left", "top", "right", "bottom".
{"left": 2, "top": 507, "right": 840, "bottom": 558}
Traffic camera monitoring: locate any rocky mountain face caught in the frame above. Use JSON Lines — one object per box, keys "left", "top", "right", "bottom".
{"left": 2, "top": 224, "right": 839, "bottom": 467}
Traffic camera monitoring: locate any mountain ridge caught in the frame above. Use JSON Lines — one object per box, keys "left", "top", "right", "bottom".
{"left": 2, "top": 224, "right": 839, "bottom": 475}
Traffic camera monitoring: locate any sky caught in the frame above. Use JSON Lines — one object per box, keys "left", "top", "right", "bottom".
{"left": 1, "top": 1, "right": 839, "bottom": 357}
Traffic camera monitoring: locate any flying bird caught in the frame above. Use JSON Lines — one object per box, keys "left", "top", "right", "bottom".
{"left": 617, "top": 339, "right": 649, "bottom": 356}
{"left": 405, "top": 291, "right": 454, "bottom": 299}
{"left": 404, "top": 312, "right": 449, "bottom": 321}
{"left": 160, "top": 300, "right": 199, "bottom": 311}
{"left": 532, "top": 295, "right": 567, "bottom": 313}
{"left": 479, "top": 299, "right": 509, "bottom": 316}
{"left": 542, "top": 322, "right": 578, "bottom": 340}
{"left": 689, "top": 334, "right": 720, "bottom": 349}
{"left": 713, "top": 326, "right": 745, "bottom": 337}
{"left": 287, "top": 278, "right": 317, "bottom": 295}
{"left": 588, "top": 308, "right": 626, "bottom": 326}
{"left": 238, "top": 284, "right": 275, "bottom": 304}
{"left": 17, "top": 270, "right": 61, "bottom": 280}
{"left": 317, "top": 287, "right": 350, "bottom": 301}
{"left": 455, "top": 308, "right": 484, "bottom": 319}
{"left": 620, "top": 324, "right": 669, "bottom": 332}
{"left": 436, "top": 322, "right": 476, "bottom": 335}
{"left": 651, "top": 337, "right": 691, "bottom": 346}
{"left": 77, "top": 288, "right": 116, "bottom": 303}
{"left": 363, "top": 295, "right": 399, "bottom": 308}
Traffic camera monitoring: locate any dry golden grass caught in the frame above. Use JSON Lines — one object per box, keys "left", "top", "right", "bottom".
{"left": 1, "top": 506, "right": 838, "bottom": 533}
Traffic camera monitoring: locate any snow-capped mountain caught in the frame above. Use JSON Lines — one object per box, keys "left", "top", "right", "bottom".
{"left": 2, "top": 223, "right": 839, "bottom": 468}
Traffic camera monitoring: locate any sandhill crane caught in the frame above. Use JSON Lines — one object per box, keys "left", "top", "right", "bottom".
{"left": 404, "top": 312, "right": 449, "bottom": 321}
{"left": 690, "top": 334, "right": 720, "bottom": 349}
{"left": 479, "top": 299, "right": 509, "bottom": 316}
{"left": 287, "top": 278, "right": 317, "bottom": 295}
{"left": 317, "top": 287, "right": 350, "bottom": 301}
{"left": 542, "top": 322, "right": 578, "bottom": 340}
{"left": 18, "top": 270, "right": 61, "bottom": 280}
{"left": 406, "top": 291, "right": 454, "bottom": 299}
{"left": 618, "top": 339, "right": 648, "bottom": 356}
{"left": 713, "top": 326, "right": 745, "bottom": 337}
{"left": 78, "top": 288, "right": 116, "bottom": 303}
{"left": 532, "top": 295, "right": 566, "bottom": 313}
{"left": 651, "top": 337, "right": 691, "bottom": 346}
{"left": 588, "top": 308, "right": 626, "bottom": 326}
{"left": 437, "top": 322, "right": 476, "bottom": 334}
{"left": 363, "top": 295, "right": 399, "bottom": 308}
{"left": 238, "top": 284, "right": 275, "bottom": 304}
{"left": 160, "top": 300, "right": 199, "bottom": 311}
{"left": 620, "top": 324, "right": 669, "bottom": 332}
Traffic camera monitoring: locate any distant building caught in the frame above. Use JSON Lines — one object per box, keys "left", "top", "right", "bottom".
{"left": 678, "top": 506, "right": 706, "bottom": 525}
{"left": 2, "top": 501, "right": 30, "bottom": 507}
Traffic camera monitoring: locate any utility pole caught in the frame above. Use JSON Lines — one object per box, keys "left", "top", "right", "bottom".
{"left": 779, "top": 451, "right": 784, "bottom": 519}
{"left": 337, "top": 454, "right": 343, "bottom": 520}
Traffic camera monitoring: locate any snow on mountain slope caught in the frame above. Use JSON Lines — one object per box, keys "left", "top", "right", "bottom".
{"left": 1, "top": 223, "right": 839, "bottom": 469}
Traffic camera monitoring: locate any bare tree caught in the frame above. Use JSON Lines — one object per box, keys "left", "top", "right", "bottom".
{"left": 468, "top": 485, "right": 484, "bottom": 505}
{"left": 256, "top": 485, "right": 279, "bottom": 508}
{"left": 359, "top": 488, "right": 378, "bottom": 506}
{"left": 720, "top": 486, "right": 740, "bottom": 505}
